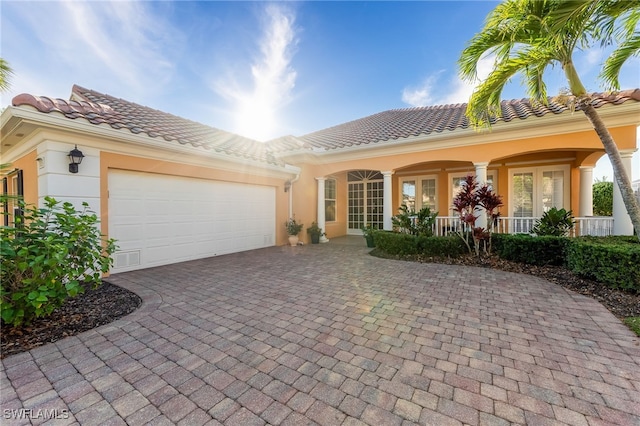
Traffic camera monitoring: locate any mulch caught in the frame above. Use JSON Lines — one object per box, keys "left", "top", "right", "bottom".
{"left": 1, "top": 282, "right": 141, "bottom": 359}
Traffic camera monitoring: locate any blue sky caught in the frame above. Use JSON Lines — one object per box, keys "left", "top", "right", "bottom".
{"left": 1, "top": 1, "right": 638, "bottom": 180}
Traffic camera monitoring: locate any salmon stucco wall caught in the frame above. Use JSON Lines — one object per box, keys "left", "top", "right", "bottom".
{"left": 5, "top": 150, "right": 39, "bottom": 206}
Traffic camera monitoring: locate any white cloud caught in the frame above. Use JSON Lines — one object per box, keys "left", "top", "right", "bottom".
{"left": 1, "top": 1, "right": 180, "bottom": 103}
{"left": 401, "top": 73, "right": 441, "bottom": 107}
{"left": 61, "top": 1, "right": 178, "bottom": 90}
{"left": 402, "top": 54, "right": 496, "bottom": 107}
{"left": 214, "top": 4, "right": 299, "bottom": 141}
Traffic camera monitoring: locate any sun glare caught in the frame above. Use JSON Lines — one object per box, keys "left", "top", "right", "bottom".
{"left": 236, "top": 98, "right": 276, "bottom": 142}
{"left": 229, "top": 4, "right": 297, "bottom": 142}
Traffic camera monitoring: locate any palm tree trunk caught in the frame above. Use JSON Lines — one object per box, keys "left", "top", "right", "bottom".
{"left": 581, "top": 101, "right": 640, "bottom": 241}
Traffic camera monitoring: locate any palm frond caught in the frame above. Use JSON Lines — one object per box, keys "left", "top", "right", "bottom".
{"left": 0, "top": 58, "right": 13, "bottom": 93}
{"left": 600, "top": 34, "right": 640, "bottom": 90}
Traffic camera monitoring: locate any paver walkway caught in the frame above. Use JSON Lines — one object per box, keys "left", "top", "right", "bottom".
{"left": 2, "top": 238, "right": 639, "bottom": 425}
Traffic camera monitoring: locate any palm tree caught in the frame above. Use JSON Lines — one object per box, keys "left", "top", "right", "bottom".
{"left": 459, "top": 0, "right": 640, "bottom": 241}
{"left": 0, "top": 58, "right": 12, "bottom": 92}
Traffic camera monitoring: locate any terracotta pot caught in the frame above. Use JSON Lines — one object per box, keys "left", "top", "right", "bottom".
{"left": 288, "top": 235, "right": 299, "bottom": 246}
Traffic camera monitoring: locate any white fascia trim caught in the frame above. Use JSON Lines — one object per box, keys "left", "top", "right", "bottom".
{"left": 4, "top": 106, "right": 299, "bottom": 179}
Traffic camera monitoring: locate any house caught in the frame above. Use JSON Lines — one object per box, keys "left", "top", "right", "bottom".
{"left": 1, "top": 85, "right": 639, "bottom": 272}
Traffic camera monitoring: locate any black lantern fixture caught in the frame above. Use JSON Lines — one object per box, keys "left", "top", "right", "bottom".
{"left": 68, "top": 145, "right": 85, "bottom": 174}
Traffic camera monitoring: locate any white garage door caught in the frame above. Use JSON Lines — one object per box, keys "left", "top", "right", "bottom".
{"left": 109, "top": 170, "right": 276, "bottom": 272}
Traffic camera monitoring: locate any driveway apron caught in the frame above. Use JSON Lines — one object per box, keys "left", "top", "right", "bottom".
{"left": 2, "top": 238, "right": 639, "bottom": 425}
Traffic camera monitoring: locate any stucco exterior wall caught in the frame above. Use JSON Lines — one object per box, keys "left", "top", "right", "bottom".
{"left": 289, "top": 125, "right": 637, "bottom": 239}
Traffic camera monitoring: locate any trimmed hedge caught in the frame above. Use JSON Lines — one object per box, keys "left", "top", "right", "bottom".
{"left": 493, "top": 233, "right": 639, "bottom": 291}
{"left": 372, "top": 230, "right": 466, "bottom": 258}
{"left": 494, "top": 234, "right": 568, "bottom": 266}
{"left": 566, "top": 238, "right": 639, "bottom": 291}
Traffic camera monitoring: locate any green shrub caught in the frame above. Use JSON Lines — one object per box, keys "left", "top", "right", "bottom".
{"left": 1, "top": 197, "right": 117, "bottom": 327}
{"left": 372, "top": 230, "right": 465, "bottom": 258}
{"left": 566, "top": 238, "right": 639, "bottom": 291}
{"left": 392, "top": 205, "right": 438, "bottom": 237}
{"left": 592, "top": 181, "right": 613, "bottom": 216}
{"left": 416, "top": 235, "right": 467, "bottom": 257}
{"left": 490, "top": 233, "right": 509, "bottom": 254}
{"left": 496, "top": 234, "right": 568, "bottom": 266}
{"left": 373, "top": 230, "right": 418, "bottom": 256}
{"left": 531, "top": 208, "right": 574, "bottom": 237}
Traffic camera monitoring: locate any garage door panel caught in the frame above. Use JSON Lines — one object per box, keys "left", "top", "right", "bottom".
{"left": 109, "top": 170, "right": 275, "bottom": 272}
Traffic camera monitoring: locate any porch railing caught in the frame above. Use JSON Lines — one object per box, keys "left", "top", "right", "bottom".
{"left": 427, "top": 216, "right": 614, "bottom": 237}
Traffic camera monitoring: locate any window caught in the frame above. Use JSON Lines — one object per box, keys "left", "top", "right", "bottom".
{"left": 325, "top": 178, "right": 336, "bottom": 222}
{"left": 2, "top": 169, "right": 24, "bottom": 227}
{"left": 450, "top": 172, "right": 496, "bottom": 214}
{"left": 399, "top": 176, "right": 437, "bottom": 212}
{"left": 421, "top": 179, "right": 436, "bottom": 211}
{"left": 509, "top": 166, "right": 569, "bottom": 217}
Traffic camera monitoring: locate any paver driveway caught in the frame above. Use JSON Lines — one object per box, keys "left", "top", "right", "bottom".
{"left": 2, "top": 238, "right": 639, "bottom": 425}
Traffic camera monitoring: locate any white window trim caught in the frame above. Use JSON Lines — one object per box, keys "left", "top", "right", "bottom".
{"left": 325, "top": 178, "right": 337, "bottom": 223}
{"left": 398, "top": 174, "right": 438, "bottom": 212}
{"left": 508, "top": 165, "right": 570, "bottom": 217}
{"left": 448, "top": 170, "right": 498, "bottom": 215}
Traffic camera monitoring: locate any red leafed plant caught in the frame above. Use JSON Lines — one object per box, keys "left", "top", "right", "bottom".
{"left": 452, "top": 175, "right": 503, "bottom": 256}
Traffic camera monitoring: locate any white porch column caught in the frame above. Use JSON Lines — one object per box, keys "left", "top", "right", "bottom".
{"left": 474, "top": 162, "right": 489, "bottom": 229}
{"left": 613, "top": 150, "right": 635, "bottom": 235}
{"left": 382, "top": 171, "right": 393, "bottom": 231}
{"left": 579, "top": 166, "right": 594, "bottom": 217}
{"left": 316, "top": 177, "right": 329, "bottom": 242}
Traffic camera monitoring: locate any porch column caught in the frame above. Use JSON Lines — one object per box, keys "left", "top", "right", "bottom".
{"left": 579, "top": 166, "right": 593, "bottom": 217}
{"left": 613, "top": 150, "right": 635, "bottom": 235}
{"left": 474, "top": 162, "right": 489, "bottom": 229}
{"left": 316, "top": 177, "right": 329, "bottom": 243}
{"left": 382, "top": 171, "right": 393, "bottom": 231}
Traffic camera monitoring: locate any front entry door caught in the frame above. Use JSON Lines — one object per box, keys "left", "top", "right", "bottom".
{"left": 347, "top": 170, "right": 384, "bottom": 234}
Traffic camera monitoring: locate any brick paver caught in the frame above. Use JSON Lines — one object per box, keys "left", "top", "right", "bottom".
{"left": 2, "top": 237, "right": 639, "bottom": 425}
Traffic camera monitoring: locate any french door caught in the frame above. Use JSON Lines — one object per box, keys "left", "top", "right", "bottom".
{"left": 347, "top": 170, "right": 384, "bottom": 234}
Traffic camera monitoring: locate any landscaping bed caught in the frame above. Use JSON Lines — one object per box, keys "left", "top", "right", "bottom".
{"left": 1, "top": 282, "right": 141, "bottom": 359}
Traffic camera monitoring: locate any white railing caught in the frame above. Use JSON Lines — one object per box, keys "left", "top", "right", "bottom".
{"left": 572, "top": 216, "right": 614, "bottom": 237}
{"left": 425, "top": 216, "right": 614, "bottom": 237}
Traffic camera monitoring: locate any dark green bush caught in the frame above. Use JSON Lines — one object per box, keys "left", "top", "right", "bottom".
{"left": 372, "top": 230, "right": 465, "bottom": 258}
{"left": 592, "top": 181, "right": 613, "bottom": 216}
{"left": 531, "top": 208, "right": 574, "bottom": 237}
{"left": 490, "top": 233, "right": 509, "bottom": 254}
{"left": 392, "top": 205, "right": 438, "bottom": 237}
{"left": 373, "top": 230, "right": 418, "bottom": 256}
{"left": 1, "top": 197, "right": 117, "bottom": 327}
{"left": 495, "top": 234, "right": 568, "bottom": 266}
{"left": 416, "top": 235, "right": 467, "bottom": 257}
{"left": 566, "top": 238, "right": 640, "bottom": 291}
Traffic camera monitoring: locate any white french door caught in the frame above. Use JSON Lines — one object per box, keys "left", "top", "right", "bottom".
{"left": 347, "top": 170, "right": 384, "bottom": 234}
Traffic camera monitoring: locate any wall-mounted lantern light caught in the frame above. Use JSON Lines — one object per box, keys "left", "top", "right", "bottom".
{"left": 68, "top": 145, "right": 85, "bottom": 174}
{"left": 284, "top": 180, "right": 291, "bottom": 192}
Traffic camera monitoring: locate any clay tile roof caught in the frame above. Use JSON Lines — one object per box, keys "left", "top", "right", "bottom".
{"left": 298, "top": 89, "right": 640, "bottom": 151}
{"left": 12, "top": 85, "right": 283, "bottom": 166}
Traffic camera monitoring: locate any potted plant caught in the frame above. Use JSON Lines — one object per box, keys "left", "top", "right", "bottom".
{"left": 306, "top": 222, "right": 325, "bottom": 244}
{"left": 362, "top": 224, "right": 376, "bottom": 248}
{"left": 285, "top": 217, "right": 304, "bottom": 246}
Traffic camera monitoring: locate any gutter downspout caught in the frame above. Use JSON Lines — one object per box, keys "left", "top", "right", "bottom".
{"left": 284, "top": 164, "right": 301, "bottom": 219}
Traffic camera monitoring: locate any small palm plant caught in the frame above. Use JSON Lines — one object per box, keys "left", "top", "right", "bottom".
{"left": 531, "top": 208, "right": 574, "bottom": 237}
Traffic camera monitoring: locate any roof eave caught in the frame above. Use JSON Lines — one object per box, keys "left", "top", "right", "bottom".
{"left": 1, "top": 105, "right": 299, "bottom": 179}
{"left": 297, "top": 101, "right": 640, "bottom": 163}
